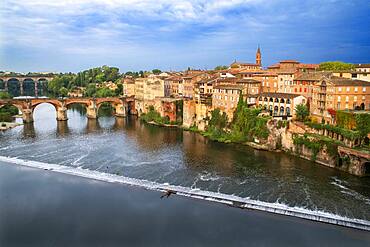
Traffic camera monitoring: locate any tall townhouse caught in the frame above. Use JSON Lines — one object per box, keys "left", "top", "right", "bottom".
{"left": 311, "top": 77, "right": 370, "bottom": 123}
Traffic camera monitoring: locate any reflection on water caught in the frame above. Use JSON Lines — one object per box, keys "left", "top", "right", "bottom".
{"left": 1, "top": 104, "right": 370, "bottom": 221}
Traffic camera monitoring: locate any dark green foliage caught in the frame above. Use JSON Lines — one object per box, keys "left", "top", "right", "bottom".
{"left": 214, "top": 65, "right": 228, "bottom": 70}
{"left": 293, "top": 134, "right": 341, "bottom": 161}
{"left": 319, "top": 61, "right": 355, "bottom": 71}
{"left": 336, "top": 111, "right": 356, "bottom": 129}
{"left": 115, "top": 83, "right": 123, "bottom": 96}
{"left": 48, "top": 66, "right": 122, "bottom": 97}
{"left": 140, "top": 106, "right": 172, "bottom": 125}
{"left": 277, "top": 120, "right": 287, "bottom": 129}
{"left": 205, "top": 95, "right": 270, "bottom": 143}
{"left": 0, "top": 104, "right": 19, "bottom": 122}
{"left": 305, "top": 121, "right": 361, "bottom": 140}
{"left": 295, "top": 104, "right": 309, "bottom": 121}
{"left": 355, "top": 113, "right": 370, "bottom": 139}
{"left": 96, "top": 88, "right": 116, "bottom": 98}
{"left": 0, "top": 112, "right": 12, "bottom": 122}
{"left": 0, "top": 92, "right": 12, "bottom": 99}
{"left": 59, "top": 87, "right": 68, "bottom": 97}
{"left": 152, "top": 69, "right": 162, "bottom": 75}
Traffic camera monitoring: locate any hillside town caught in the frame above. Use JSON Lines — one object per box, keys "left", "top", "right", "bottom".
{"left": 117, "top": 48, "right": 369, "bottom": 128}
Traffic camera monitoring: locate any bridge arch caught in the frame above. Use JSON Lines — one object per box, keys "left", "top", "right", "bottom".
{"left": 0, "top": 103, "right": 23, "bottom": 114}
{"left": 23, "top": 78, "right": 35, "bottom": 96}
{"left": 363, "top": 162, "right": 370, "bottom": 176}
{"left": 0, "top": 79, "right": 5, "bottom": 90}
{"left": 7, "top": 78, "right": 21, "bottom": 97}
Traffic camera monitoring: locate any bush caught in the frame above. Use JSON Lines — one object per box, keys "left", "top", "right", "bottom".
{"left": 0, "top": 112, "right": 12, "bottom": 122}
{"left": 140, "top": 106, "right": 172, "bottom": 125}
{"left": 295, "top": 104, "right": 309, "bottom": 122}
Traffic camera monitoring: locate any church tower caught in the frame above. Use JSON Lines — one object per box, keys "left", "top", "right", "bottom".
{"left": 256, "top": 45, "right": 262, "bottom": 67}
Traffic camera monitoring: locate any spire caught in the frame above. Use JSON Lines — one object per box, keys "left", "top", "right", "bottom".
{"left": 256, "top": 45, "right": 262, "bottom": 67}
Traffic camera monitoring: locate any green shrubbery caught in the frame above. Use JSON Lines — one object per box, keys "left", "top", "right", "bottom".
{"left": 305, "top": 121, "right": 362, "bottom": 140}
{"left": 293, "top": 134, "right": 341, "bottom": 161}
{"left": 140, "top": 106, "right": 179, "bottom": 125}
{"left": 203, "top": 95, "right": 270, "bottom": 143}
{"left": 0, "top": 104, "right": 19, "bottom": 122}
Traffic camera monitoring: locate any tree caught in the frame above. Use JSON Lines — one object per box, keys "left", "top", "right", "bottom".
{"left": 85, "top": 83, "right": 97, "bottom": 97}
{"left": 59, "top": 87, "right": 69, "bottom": 97}
{"left": 214, "top": 65, "right": 228, "bottom": 70}
{"left": 295, "top": 104, "right": 309, "bottom": 121}
{"left": 355, "top": 113, "right": 370, "bottom": 140}
{"left": 115, "top": 83, "right": 123, "bottom": 96}
{"left": 152, "top": 69, "right": 162, "bottom": 74}
{"left": 319, "top": 61, "right": 355, "bottom": 71}
{"left": 0, "top": 92, "right": 12, "bottom": 99}
{"left": 96, "top": 88, "right": 115, "bottom": 97}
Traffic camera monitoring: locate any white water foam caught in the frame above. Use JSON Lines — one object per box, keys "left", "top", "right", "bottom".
{"left": 0, "top": 155, "right": 369, "bottom": 231}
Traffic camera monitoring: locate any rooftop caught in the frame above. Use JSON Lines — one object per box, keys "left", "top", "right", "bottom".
{"left": 330, "top": 77, "right": 370, "bottom": 86}
{"left": 259, "top": 92, "right": 302, "bottom": 99}
{"left": 214, "top": 84, "right": 244, "bottom": 90}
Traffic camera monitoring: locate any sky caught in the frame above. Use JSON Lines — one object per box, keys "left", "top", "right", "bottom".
{"left": 0, "top": 0, "right": 369, "bottom": 73}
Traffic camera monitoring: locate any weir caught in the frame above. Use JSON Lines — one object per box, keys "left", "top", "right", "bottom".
{"left": 0, "top": 156, "right": 369, "bottom": 231}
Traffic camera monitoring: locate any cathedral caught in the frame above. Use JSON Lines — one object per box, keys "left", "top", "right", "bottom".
{"left": 230, "top": 46, "right": 262, "bottom": 70}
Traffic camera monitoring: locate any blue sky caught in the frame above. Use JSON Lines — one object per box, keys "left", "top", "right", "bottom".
{"left": 1, "top": 0, "right": 369, "bottom": 73}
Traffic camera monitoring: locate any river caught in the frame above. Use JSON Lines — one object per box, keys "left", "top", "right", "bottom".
{"left": 1, "top": 104, "right": 370, "bottom": 223}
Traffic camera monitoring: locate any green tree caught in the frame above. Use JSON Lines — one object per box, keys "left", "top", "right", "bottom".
{"left": 59, "top": 87, "right": 69, "bottom": 97}
{"left": 355, "top": 113, "right": 370, "bottom": 140}
{"left": 96, "top": 88, "right": 115, "bottom": 97}
{"left": 115, "top": 83, "right": 123, "bottom": 96}
{"left": 85, "top": 83, "right": 97, "bottom": 97}
{"left": 295, "top": 104, "right": 309, "bottom": 121}
{"left": 319, "top": 61, "right": 355, "bottom": 71}
{"left": 152, "top": 69, "right": 162, "bottom": 74}
{"left": 214, "top": 65, "right": 228, "bottom": 70}
{"left": 0, "top": 92, "right": 12, "bottom": 99}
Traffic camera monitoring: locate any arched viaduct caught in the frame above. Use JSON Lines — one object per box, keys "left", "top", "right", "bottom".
{"left": 0, "top": 97, "right": 135, "bottom": 123}
{"left": 0, "top": 76, "right": 53, "bottom": 97}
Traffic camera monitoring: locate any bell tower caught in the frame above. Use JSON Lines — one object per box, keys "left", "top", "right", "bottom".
{"left": 256, "top": 45, "right": 262, "bottom": 67}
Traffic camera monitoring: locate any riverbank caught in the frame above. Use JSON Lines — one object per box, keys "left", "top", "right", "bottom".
{"left": 143, "top": 119, "right": 369, "bottom": 176}
{"left": 1, "top": 161, "right": 370, "bottom": 246}
{"left": 0, "top": 122, "right": 22, "bottom": 131}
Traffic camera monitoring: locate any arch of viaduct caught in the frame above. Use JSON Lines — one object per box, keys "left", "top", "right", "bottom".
{"left": 0, "top": 97, "right": 135, "bottom": 123}
{"left": 0, "top": 76, "right": 53, "bottom": 97}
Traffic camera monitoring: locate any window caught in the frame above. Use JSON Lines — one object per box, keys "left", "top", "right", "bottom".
{"left": 337, "top": 102, "right": 341, "bottom": 109}
{"left": 363, "top": 87, "right": 366, "bottom": 92}
{"left": 355, "top": 87, "right": 358, "bottom": 92}
{"left": 338, "top": 96, "right": 341, "bottom": 101}
{"left": 346, "top": 96, "right": 349, "bottom": 102}
{"left": 346, "top": 87, "right": 350, "bottom": 92}
{"left": 354, "top": 96, "right": 357, "bottom": 101}
{"left": 338, "top": 87, "right": 342, "bottom": 92}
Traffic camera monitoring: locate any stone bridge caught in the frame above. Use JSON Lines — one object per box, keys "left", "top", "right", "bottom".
{"left": 0, "top": 75, "right": 54, "bottom": 97}
{"left": 338, "top": 146, "right": 370, "bottom": 177}
{"left": 0, "top": 97, "right": 135, "bottom": 123}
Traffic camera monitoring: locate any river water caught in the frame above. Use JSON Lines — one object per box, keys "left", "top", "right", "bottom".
{"left": 1, "top": 104, "right": 370, "bottom": 222}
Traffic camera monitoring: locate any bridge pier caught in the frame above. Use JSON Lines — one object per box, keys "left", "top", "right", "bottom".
{"left": 115, "top": 103, "right": 126, "bottom": 117}
{"left": 22, "top": 109, "right": 34, "bottom": 123}
{"left": 56, "top": 107, "right": 68, "bottom": 121}
{"left": 87, "top": 106, "right": 98, "bottom": 119}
